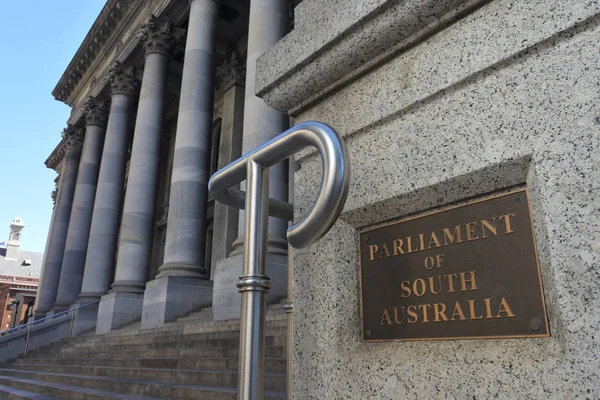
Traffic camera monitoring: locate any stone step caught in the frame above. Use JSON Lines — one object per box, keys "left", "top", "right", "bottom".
{"left": 0, "top": 383, "right": 57, "bottom": 400}
{"left": 0, "top": 364, "right": 286, "bottom": 392}
{"left": 62, "top": 335, "right": 287, "bottom": 352}
{"left": 25, "top": 345, "right": 287, "bottom": 360}
{"left": 0, "top": 375, "right": 161, "bottom": 400}
{"left": 13, "top": 357, "right": 287, "bottom": 372}
{"left": 0, "top": 370, "right": 285, "bottom": 400}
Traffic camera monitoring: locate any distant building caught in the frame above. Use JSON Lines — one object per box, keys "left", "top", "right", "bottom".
{"left": 0, "top": 215, "right": 43, "bottom": 330}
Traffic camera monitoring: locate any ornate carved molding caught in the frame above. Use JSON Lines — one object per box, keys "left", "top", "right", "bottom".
{"left": 216, "top": 52, "right": 246, "bottom": 92}
{"left": 83, "top": 97, "right": 109, "bottom": 127}
{"left": 51, "top": 189, "right": 58, "bottom": 207}
{"left": 108, "top": 61, "right": 139, "bottom": 96}
{"left": 136, "top": 15, "right": 186, "bottom": 56}
{"left": 62, "top": 126, "right": 84, "bottom": 152}
{"left": 52, "top": 0, "right": 146, "bottom": 103}
{"left": 45, "top": 140, "right": 66, "bottom": 171}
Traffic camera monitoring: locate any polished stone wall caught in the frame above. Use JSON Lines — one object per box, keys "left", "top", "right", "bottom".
{"left": 258, "top": 0, "right": 600, "bottom": 398}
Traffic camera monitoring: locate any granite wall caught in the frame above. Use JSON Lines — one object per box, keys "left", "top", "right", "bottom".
{"left": 258, "top": 0, "right": 600, "bottom": 398}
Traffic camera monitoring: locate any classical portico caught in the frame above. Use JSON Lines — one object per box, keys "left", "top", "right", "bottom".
{"left": 37, "top": 0, "right": 294, "bottom": 333}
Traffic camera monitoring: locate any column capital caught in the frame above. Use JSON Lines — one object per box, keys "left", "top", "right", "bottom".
{"left": 135, "top": 15, "right": 185, "bottom": 56}
{"left": 82, "top": 97, "right": 109, "bottom": 127}
{"left": 61, "top": 125, "right": 84, "bottom": 152}
{"left": 50, "top": 189, "right": 57, "bottom": 206}
{"left": 108, "top": 61, "right": 139, "bottom": 97}
{"left": 216, "top": 52, "right": 246, "bottom": 92}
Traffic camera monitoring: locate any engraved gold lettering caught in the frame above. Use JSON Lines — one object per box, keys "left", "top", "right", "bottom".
{"left": 435, "top": 254, "right": 445, "bottom": 268}
{"left": 465, "top": 222, "right": 480, "bottom": 241}
{"left": 442, "top": 226, "right": 464, "bottom": 246}
{"left": 380, "top": 309, "right": 392, "bottom": 325}
{"left": 393, "top": 239, "right": 404, "bottom": 256}
{"left": 496, "top": 297, "right": 516, "bottom": 318}
{"left": 480, "top": 218, "right": 498, "bottom": 239}
{"left": 413, "top": 279, "right": 426, "bottom": 297}
{"left": 424, "top": 256, "right": 435, "bottom": 270}
{"left": 400, "top": 281, "right": 411, "bottom": 298}
{"left": 428, "top": 276, "right": 442, "bottom": 295}
{"left": 418, "top": 304, "right": 431, "bottom": 323}
{"left": 406, "top": 236, "right": 419, "bottom": 253}
{"left": 418, "top": 233, "right": 426, "bottom": 251}
{"left": 451, "top": 301, "right": 467, "bottom": 321}
{"left": 459, "top": 271, "right": 478, "bottom": 292}
{"left": 428, "top": 232, "right": 442, "bottom": 249}
{"left": 468, "top": 299, "right": 483, "bottom": 320}
{"left": 407, "top": 306, "right": 418, "bottom": 324}
{"left": 433, "top": 303, "right": 448, "bottom": 322}
{"left": 380, "top": 243, "right": 391, "bottom": 258}
{"left": 499, "top": 213, "right": 516, "bottom": 234}
{"left": 484, "top": 298, "right": 494, "bottom": 319}
{"left": 368, "top": 245, "right": 379, "bottom": 261}
{"left": 445, "top": 274, "right": 458, "bottom": 293}
{"left": 393, "top": 307, "right": 405, "bottom": 324}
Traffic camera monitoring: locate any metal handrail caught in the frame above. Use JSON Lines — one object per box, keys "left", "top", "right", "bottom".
{"left": 209, "top": 121, "right": 350, "bottom": 400}
{"left": 0, "top": 300, "right": 100, "bottom": 356}
{"left": 0, "top": 300, "right": 99, "bottom": 337}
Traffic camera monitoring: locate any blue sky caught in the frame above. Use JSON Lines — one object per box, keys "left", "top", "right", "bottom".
{"left": 0, "top": 1, "right": 107, "bottom": 252}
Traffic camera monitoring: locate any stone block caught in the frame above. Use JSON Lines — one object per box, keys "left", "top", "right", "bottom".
{"left": 96, "top": 291, "right": 143, "bottom": 334}
{"left": 212, "top": 253, "right": 288, "bottom": 321}
{"left": 140, "top": 276, "right": 213, "bottom": 329}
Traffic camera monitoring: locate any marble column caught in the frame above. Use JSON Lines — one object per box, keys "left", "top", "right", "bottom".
{"left": 212, "top": 0, "right": 290, "bottom": 320}
{"left": 52, "top": 97, "right": 108, "bottom": 313}
{"left": 34, "top": 127, "right": 83, "bottom": 319}
{"left": 72, "top": 63, "right": 138, "bottom": 334}
{"left": 97, "top": 16, "right": 184, "bottom": 334}
{"left": 141, "top": 0, "right": 219, "bottom": 329}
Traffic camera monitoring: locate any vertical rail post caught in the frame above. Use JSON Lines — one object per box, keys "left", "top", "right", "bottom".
{"left": 23, "top": 324, "right": 31, "bottom": 355}
{"left": 68, "top": 309, "right": 75, "bottom": 339}
{"left": 209, "top": 121, "right": 350, "bottom": 400}
{"left": 237, "top": 161, "right": 270, "bottom": 400}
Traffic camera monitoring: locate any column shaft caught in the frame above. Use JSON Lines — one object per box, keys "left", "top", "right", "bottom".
{"left": 53, "top": 104, "right": 107, "bottom": 311}
{"left": 78, "top": 93, "right": 135, "bottom": 301}
{"left": 140, "top": 0, "right": 219, "bottom": 329}
{"left": 159, "top": 0, "right": 219, "bottom": 278}
{"left": 34, "top": 130, "right": 82, "bottom": 318}
{"left": 233, "top": 0, "right": 290, "bottom": 256}
{"left": 111, "top": 52, "right": 168, "bottom": 293}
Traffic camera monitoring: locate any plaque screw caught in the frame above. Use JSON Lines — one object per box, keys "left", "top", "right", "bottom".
{"left": 366, "top": 329, "right": 371, "bottom": 336}
{"left": 362, "top": 235, "right": 369, "bottom": 243}
{"left": 514, "top": 197, "right": 521, "bottom": 204}
{"left": 529, "top": 318, "right": 542, "bottom": 331}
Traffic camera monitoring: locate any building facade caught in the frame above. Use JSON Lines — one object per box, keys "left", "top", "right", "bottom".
{"left": 35, "top": 0, "right": 599, "bottom": 398}
{"left": 0, "top": 216, "right": 43, "bottom": 331}
{"left": 36, "top": 0, "right": 296, "bottom": 334}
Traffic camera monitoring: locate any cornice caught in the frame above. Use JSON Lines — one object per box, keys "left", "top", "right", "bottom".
{"left": 44, "top": 139, "right": 67, "bottom": 171}
{"left": 52, "top": 0, "right": 147, "bottom": 104}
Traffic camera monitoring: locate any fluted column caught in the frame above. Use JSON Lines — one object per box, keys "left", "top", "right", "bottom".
{"left": 140, "top": 0, "right": 219, "bottom": 329}
{"left": 97, "top": 16, "right": 184, "bottom": 334}
{"left": 52, "top": 98, "right": 108, "bottom": 312}
{"left": 212, "top": 0, "right": 290, "bottom": 321}
{"left": 34, "top": 127, "right": 83, "bottom": 318}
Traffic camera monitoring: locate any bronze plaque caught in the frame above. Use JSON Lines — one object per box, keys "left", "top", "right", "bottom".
{"left": 359, "top": 189, "right": 549, "bottom": 342}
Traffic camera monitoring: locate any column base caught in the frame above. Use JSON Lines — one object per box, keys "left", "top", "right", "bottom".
{"left": 212, "top": 253, "right": 288, "bottom": 321}
{"left": 47, "top": 305, "right": 70, "bottom": 316}
{"left": 33, "top": 312, "right": 48, "bottom": 321}
{"left": 72, "top": 300, "right": 100, "bottom": 335}
{"left": 141, "top": 276, "right": 213, "bottom": 330}
{"left": 96, "top": 291, "right": 143, "bottom": 334}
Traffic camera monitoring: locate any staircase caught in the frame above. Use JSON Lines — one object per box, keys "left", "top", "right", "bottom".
{"left": 0, "top": 305, "right": 287, "bottom": 399}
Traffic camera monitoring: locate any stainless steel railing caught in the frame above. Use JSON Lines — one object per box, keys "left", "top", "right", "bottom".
{"left": 0, "top": 300, "right": 99, "bottom": 356}
{"left": 209, "top": 121, "right": 350, "bottom": 400}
